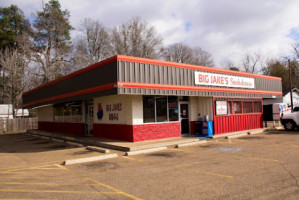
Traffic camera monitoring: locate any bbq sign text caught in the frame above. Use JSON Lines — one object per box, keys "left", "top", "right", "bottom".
{"left": 194, "top": 72, "right": 255, "bottom": 89}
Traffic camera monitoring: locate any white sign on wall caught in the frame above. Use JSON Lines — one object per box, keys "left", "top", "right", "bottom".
{"left": 216, "top": 101, "right": 228, "bottom": 115}
{"left": 195, "top": 71, "right": 255, "bottom": 89}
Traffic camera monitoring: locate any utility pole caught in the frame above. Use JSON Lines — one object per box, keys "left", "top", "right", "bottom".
{"left": 288, "top": 59, "right": 294, "bottom": 111}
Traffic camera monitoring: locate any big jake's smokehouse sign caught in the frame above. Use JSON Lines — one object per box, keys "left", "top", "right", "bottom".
{"left": 195, "top": 71, "right": 255, "bottom": 89}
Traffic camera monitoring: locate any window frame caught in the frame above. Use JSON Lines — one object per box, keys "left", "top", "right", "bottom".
{"left": 214, "top": 98, "right": 263, "bottom": 116}
{"left": 142, "top": 95, "right": 179, "bottom": 124}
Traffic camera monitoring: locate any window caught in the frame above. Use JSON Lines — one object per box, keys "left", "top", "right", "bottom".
{"left": 168, "top": 96, "right": 179, "bottom": 121}
{"left": 156, "top": 96, "right": 168, "bottom": 122}
{"left": 143, "top": 96, "right": 155, "bottom": 123}
{"left": 243, "top": 102, "right": 253, "bottom": 113}
{"left": 215, "top": 99, "right": 262, "bottom": 115}
{"left": 143, "top": 96, "right": 179, "bottom": 123}
{"left": 227, "top": 101, "right": 232, "bottom": 114}
{"left": 215, "top": 101, "right": 228, "bottom": 115}
{"left": 54, "top": 101, "right": 82, "bottom": 123}
{"left": 233, "top": 101, "right": 242, "bottom": 114}
{"left": 253, "top": 101, "right": 262, "bottom": 113}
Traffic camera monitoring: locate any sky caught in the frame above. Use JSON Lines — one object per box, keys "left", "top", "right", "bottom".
{"left": 2, "top": 0, "right": 299, "bottom": 69}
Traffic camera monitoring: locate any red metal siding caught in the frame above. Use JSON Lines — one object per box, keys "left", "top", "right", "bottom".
{"left": 190, "top": 121, "right": 196, "bottom": 136}
{"left": 38, "top": 121, "right": 85, "bottom": 136}
{"left": 214, "top": 114, "right": 263, "bottom": 135}
{"left": 133, "top": 122, "right": 181, "bottom": 142}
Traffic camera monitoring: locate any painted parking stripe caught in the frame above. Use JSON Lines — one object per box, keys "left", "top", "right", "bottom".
{"left": 0, "top": 161, "right": 59, "bottom": 172}
{"left": 0, "top": 199, "right": 53, "bottom": 200}
{"left": 183, "top": 168, "right": 233, "bottom": 179}
{"left": 247, "top": 157, "right": 279, "bottom": 162}
{"left": 0, "top": 182, "right": 98, "bottom": 186}
{"left": 86, "top": 178, "right": 143, "bottom": 200}
{"left": 0, "top": 189, "right": 115, "bottom": 194}
{"left": 57, "top": 165, "right": 144, "bottom": 200}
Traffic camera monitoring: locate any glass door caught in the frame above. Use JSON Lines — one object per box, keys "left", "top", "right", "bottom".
{"left": 180, "top": 103, "right": 189, "bottom": 135}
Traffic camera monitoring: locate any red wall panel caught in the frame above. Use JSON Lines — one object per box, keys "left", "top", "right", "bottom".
{"left": 38, "top": 121, "right": 85, "bottom": 136}
{"left": 214, "top": 114, "right": 263, "bottom": 135}
{"left": 93, "top": 122, "right": 181, "bottom": 142}
{"left": 93, "top": 124, "right": 134, "bottom": 142}
{"left": 190, "top": 121, "right": 196, "bottom": 136}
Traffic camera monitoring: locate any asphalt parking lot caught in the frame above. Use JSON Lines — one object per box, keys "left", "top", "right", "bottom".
{"left": 0, "top": 130, "right": 298, "bottom": 200}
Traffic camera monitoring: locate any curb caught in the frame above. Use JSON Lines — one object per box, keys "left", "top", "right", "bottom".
{"left": 212, "top": 131, "right": 248, "bottom": 139}
{"left": 249, "top": 130, "right": 264, "bottom": 135}
{"left": 63, "top": 153, "right": 118, "bottom": 165}
{"left": 86, "top": 146, "right": 110, "bottom": 153}
{"left": 175, "top": 140, "right": 207, "bottom": 148}
{"left": 66, "top": 141, "right": 84, "bottom": 147}
{"left": 225, "top": 133, "right": 248, "bottom": 139}
{"left": 124, "top": 147, "right": 167, "bottom": 156}
{"left": 51, "top": 138, "right": 64, "bottom": 143}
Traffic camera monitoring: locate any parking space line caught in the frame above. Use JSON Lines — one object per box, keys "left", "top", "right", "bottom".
{"left": 182, "top": 168, "right": 233, "bottom": 179}
{"left": 56, "top": 165, "right": 143, "bottom": 200}
{"left": 86, "top": 178, "right": 143, "bottom": 200}
{"left": 121, "top": 156, "right": 147, "bottom": 163}
{"left": 0, "top": 189, "right": 116, "bottom": 194}
{"left": 0, "top": 176, "right": 56, "bottom": 179}
{"left": 0, "top": 172, "right": 29, "bottom": 174}
{"left": 0, "top": 182, "right": 97, "bottom": 186}
{"left": 247, "top": 157, "right": 279, "bottom": 162}
{"left": 0, "top": 161, "right": 60, "bottom": 172}
{"left": 0, "top": 198, "right": 54, "bottom": 200}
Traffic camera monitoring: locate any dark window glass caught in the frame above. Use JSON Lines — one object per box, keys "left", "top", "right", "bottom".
{"left": 156, "top": 96, "right": 168, "bottom": 122}
{"left": 168, "top": 96, "right": 179, "bottom": 121}
{"left": 227, "top": 101, "right": 232, "bottom": 114}
{"left": 233, "top": 101, "right": 242, "bottom": 114}
{"left": 143, "top": 96, "right": 155, "bottom": 123}
{"left": 253, "top": 101, "right": 262, "bottom": 113}
{"left": 243, "top": 102, "right": 253, "bottom": 113}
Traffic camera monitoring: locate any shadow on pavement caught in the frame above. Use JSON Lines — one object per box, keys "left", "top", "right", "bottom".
{"left": 0, "top": 133, "right": 76, "bottom": 153}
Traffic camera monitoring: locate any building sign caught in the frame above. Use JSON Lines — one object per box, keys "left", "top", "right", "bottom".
{"left": 195, "top": 71, "right": 255, "bottom": 89}
{"left": 216, "top": 101, "right": 227, "bottom": 115}
{"left": 97, "top": 102, "right": 122, "bottom": 121}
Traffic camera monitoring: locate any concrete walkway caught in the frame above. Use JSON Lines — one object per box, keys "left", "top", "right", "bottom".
{"left": 26, "top": 130, "right": 207, "bottom": 152}
{"left": 26, "top": 126, "right": 283, "bottom": 152}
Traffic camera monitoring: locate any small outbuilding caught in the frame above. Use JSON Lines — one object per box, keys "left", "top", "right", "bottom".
{"left": 22, "top": 55, "right": 282, "bottom": 142}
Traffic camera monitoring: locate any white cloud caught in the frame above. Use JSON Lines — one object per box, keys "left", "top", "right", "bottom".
{"left": 2, "top": 0, "right": 299, "bottom": 68}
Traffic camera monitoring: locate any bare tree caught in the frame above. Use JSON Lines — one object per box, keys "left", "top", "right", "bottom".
{"left": 0, "top": 34, "right": 31, "bottom": 117}
{"left": 241, "top": 52, "right": 261, "bottom": 73}
{"left": 221, "top": 59, "right": 240, "bottom": 71}
{"left": 74, "top": 18, "right": 111, "bottom": 67}
{"left": 191, "top": 47, "right": 214, "bottom": 67}
{"left": 110, "top": 17, "right": 163, "bottom": 59}
{"left": 163, "top": 42, "right": 214, "bottom": 67}
{"left": 163, "top": 43, "right": 193, "bottom": 63}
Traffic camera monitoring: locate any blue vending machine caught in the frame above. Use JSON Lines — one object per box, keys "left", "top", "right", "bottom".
{"left": 202, "top": 120, "right": 213, "bottom": 137}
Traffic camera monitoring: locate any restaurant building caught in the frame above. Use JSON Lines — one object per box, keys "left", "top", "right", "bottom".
{"left": 22, "top": 55, "right": 282, "bottom": 142}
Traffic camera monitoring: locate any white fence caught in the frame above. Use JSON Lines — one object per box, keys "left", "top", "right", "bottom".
{"left": 0, "top": 118, "right": 38, "bottom": 133}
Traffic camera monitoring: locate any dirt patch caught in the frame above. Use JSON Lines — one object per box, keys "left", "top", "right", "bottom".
{"left": 199, "top": 143, "right": 222, "bottom": 148}
{"left": 72, "top": 150, "right": 94, "bottom": 155}
{"left": 83, "top": 161, "right": 119, "bottom": 170}
{"left": 46, "top": 144, "right": 68, "bottom": 149}
{"left": 147, "top": 152, "right": 176, "bottom": 158}
{"left": 25, "top": 138, "right": 40, "bottom": 141}
{"left": 35, "top": 141, "right": 51, "bottom": 144}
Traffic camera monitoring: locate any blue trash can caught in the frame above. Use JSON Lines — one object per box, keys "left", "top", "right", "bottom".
{"left": 202, "top": 120, "right": 213, "bottom": 137}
